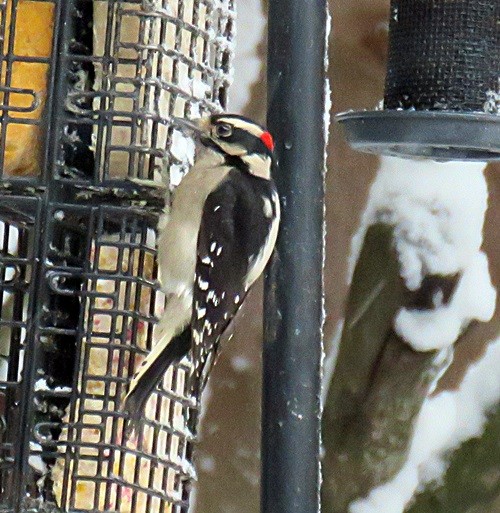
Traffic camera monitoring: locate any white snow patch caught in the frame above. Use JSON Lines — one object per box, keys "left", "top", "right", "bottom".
{"left": 484, "top": 78, "right": 500, "bottom": 114}
{"left": 169, "top": 164, "right": 186, "bottom": 188}
{"left": 349, "top": 157, "right": 488, "bottom": 289}
{"left": 349, "top": 336, "right": 500, "bottom": 513}
{"left": 172, "top": 452, "right": 197, "bottom": 480}
{"left": 169, "top": 128, "right": 195, "bottom": 188}
{"left": 170, "top": 129, "right": 195, "bottom": 165}
{"left": 349, "top": 156, "right": 496, "bottom": 351}
{"left": 34, "top": 378, "right": 50, "bottom": 392}
{"left": 323, "top": 7, "right": 332, "bottom": 141}
{"left": 178, "top": 75, "right": 211, "bottom": 101}
{"left": 231, "top": 355, "right": 252, "bottom": 372}
{"left": 55, "top": 385, "right": 72, "bottom": 393}
{"left": 29, "top": 442, "right": 47, "bottom": 473}
{"left": 324, "top": 78, "right": 332, "bottom": 142}
{"left": 395, "top": 252, "right": 496, "bottom": 351}
{"left": 34, "top": 378, "right": 72, "bottom": 393}
{"left": 0, "top": 222, "right": 19, "bottom": 306}
{"left": 227, "top": 0, "right": 266, "bottom": 112}
{"left": 198, "top": 454, "right": 216, "bottom": 473}
{"left": 214, "top": 0, "right": 234, "bottom": 17}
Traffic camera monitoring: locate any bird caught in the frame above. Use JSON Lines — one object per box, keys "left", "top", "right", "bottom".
{"left": 123, "top": 114, "right": 280, "bottom": 432}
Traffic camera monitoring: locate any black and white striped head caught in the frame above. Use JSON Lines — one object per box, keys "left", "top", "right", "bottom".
{"left": 197, "top": 114, "right": 275, "bottom": 180}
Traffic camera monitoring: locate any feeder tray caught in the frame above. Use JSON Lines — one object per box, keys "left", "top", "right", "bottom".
{"left": 337, "top": 0, "right": 500, "bottom": 161}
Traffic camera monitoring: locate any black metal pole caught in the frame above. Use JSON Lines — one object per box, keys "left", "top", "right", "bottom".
{"left": 262, "top": 1, "right": 328, "bottom": 512}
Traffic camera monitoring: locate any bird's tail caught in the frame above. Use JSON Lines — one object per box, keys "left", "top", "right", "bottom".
{"left": 122, "top": 328, "right": 191, "bottom": 438}
{"left": 122, "top": 294, "right": 191, "bottom": 438}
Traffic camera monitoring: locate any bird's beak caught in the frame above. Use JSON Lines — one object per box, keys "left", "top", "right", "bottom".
{"left": 172, "top": 116, "right": 211, "bottom": 136}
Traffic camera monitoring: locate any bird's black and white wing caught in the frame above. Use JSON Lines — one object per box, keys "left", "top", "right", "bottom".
{"left": 191, "top": 169, "right": 279, "bottom": 390}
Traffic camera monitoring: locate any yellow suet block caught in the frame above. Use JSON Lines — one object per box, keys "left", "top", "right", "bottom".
{"left": 1, "top": 0, "right": 54, "bottom": 176}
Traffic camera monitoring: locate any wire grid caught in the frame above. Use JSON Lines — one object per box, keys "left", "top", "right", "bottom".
{"left": 0, "top": 197, "right": 42, "bottom": 507}
{"left": 0, "top": 0, "right": 235, "bottom": 512}
{"left": 384, "top": 0, "right": 500, "bottom": 112}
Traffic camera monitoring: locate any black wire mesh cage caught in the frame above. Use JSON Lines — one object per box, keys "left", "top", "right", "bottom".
{"left": 0, "top": 1, "right": 235, "bottom": 512}
{"left": 384, "top": 0, "right": 500, "bottom": 112}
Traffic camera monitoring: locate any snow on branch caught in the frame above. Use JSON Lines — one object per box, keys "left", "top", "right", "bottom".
{"left": 350, "top": 336, "right": 500, "bottom": 513}
{"left": 349, "top": 156, "right": 496, "bottom": 351}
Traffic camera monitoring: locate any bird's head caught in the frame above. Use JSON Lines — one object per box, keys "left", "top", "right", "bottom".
{"left": 176, "top": 114, "right": 275, "bottom": 179}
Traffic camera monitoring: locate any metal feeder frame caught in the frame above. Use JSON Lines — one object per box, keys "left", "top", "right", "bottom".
{"left": 0, "top": 1, "right": 235, "bottom": 512}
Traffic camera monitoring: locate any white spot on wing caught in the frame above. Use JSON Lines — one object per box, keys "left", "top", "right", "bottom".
{"left": 262, "top": 195, "right": 273, "bottom": 218}
{"left": 197, "top": 307, "right": 207, "bottom": 319}
{"left": 207, "top": 290, "right": 220, "bottom": 306}
{"left": 197, "top": 277, "right": 209, "bottom": 290}
{"left": 203, "top": 319, "right": 213, "bottom": 335}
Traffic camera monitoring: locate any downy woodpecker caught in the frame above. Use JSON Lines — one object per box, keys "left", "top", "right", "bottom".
{"left": 123, "top": 114, "right": 280, "bottom": 429}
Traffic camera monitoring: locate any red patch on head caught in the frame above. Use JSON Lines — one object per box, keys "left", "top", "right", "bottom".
{"left": 260, "top": 131, "right": 275, "bottom": 152}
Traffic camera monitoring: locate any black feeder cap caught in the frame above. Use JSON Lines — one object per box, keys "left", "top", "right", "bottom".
{"left": 337, "top": 0, "right": 500, "bottom": 161}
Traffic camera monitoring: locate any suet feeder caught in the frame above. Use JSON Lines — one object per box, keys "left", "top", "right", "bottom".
{"left": 0, "top": 1, "right": 234, "bottom": 512}
{"left": 337, "top": 0, "right": 500, "bottom": 161}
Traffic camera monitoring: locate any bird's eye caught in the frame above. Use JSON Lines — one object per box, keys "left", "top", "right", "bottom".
{"left": 215, "top": 123, "right": 233, "bottom": 138}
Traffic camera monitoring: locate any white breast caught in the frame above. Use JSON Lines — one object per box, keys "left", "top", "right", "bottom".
{"left": 158, "top": 159, "right": 232, "bottom": 297}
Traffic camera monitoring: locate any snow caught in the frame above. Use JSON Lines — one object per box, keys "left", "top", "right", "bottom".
{"left": 349, "top": 336, "right": 500, "bottom": 513}
{"left": 214, "top": 0, "right": 234, "bottom": 17}
{"left": 169, "top": 128, "right": 196, "bottom": 187}
{"left": 170, "top": 129, "right": 195, "bottom": 164}
{"left": 349, "top": 156, "right": 496, "bottom": 351}
{"left": 231, "top": 355, "right": 252, "bottom": 372}
{"left": 320, "top": 7, "right": 332, "bottom": 435}
{"left": 178, "top": 76, "right": 212, "bottom": 119}
{"left": 0, "top": 222, "right": 18, "bottom": 306}
{"left": 395, "top": 252, "right": 496, "bottom": 350}
{"left": 484, "top": 78, "right": 500, "bottom": 114}
{"left": 34, "top": 378, "right": 72, "bottom": 393}
{"left": 29, "top": 442, "right": 47, "bottom": 474}
{"left": 344, "top": 155, "right": 498, "bottom": 512}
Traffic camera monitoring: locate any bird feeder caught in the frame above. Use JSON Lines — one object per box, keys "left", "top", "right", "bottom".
{"left": 338, "top": 0, "right": 500, "bottom": 161}
{"left": 0, "top": 1, "right": 234, "bottom": 512}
